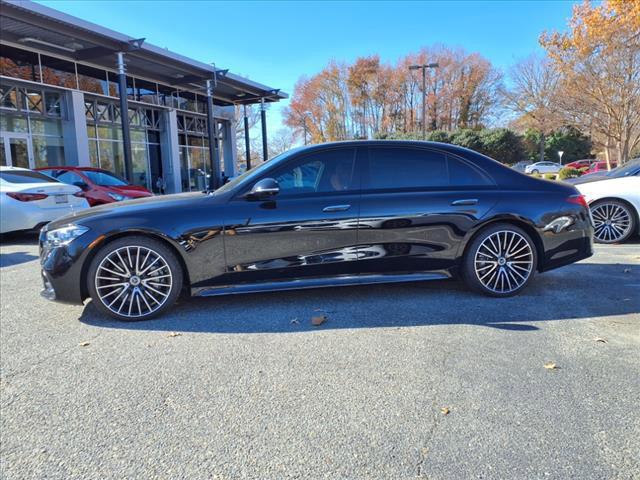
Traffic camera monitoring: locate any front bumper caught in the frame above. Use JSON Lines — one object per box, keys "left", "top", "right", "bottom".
{"left": 39, "top": 227, "right": 101, "bottom": 305}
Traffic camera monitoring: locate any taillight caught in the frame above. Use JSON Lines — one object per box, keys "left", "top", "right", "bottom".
{"left": 7, "top": 192, "right": 48, "bottom": 202}
{"left": 567, "top": 194, "right": 589, "bottom": 209}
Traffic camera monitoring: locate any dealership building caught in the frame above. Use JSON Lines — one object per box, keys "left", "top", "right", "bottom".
{"left": 0, "top": 0, "right": 286, "bottom": 193}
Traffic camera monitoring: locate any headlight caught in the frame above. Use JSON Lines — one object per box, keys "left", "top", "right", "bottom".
{"left": 44, "top": 224, "right": 89, "bottom": 247}
{"left": 107, "top": 193, "right": 128, "bottom": 201}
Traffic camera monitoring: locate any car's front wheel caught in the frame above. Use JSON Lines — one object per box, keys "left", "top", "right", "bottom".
{"left": 463, "top": 224, "right": 537, "bottom": 297}
{"left": 87, "top": 236, "right": 183, "bottom": 321}
{"left": 590, "top": 199, "right": 636, "bottom": 244}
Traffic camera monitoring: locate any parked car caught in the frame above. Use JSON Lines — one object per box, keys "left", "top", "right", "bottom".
{"left": 36, "top": 167, "right": 153, "bottom": 206}
{"left": 565, "top": 158, "right": 640, "bottom": 186}
{"left": 525, "top": 161, "right": 563, "bottom": 175}
{"left": 575, "top": 171, "right": 640, "bottom": 244}
{"left": 0, "top": 167, "right": 90, "bottom": 234}
{"left": 583, "top": 160, "right": 617, "bottom": 175}
{"left": 565, "top": 159, "right": 594, "bottom": 170}
{"left": 39, "top": 141, "right": 594, "bottom": 321}
{"left": 511, "top": 161, "right": 532, "bottom": 173}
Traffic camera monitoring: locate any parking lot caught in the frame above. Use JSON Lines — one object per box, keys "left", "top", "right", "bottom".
{"left": 0, "top": 232, "right": 638, "bottom": 479}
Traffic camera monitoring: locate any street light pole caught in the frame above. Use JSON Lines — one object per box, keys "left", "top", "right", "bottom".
{"left": 409, "top": 62, "right": 439, "bottom": 140}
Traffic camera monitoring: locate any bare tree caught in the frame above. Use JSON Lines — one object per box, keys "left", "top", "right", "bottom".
{"left": 502, "top": 54, "right": 561, "bottom": 161}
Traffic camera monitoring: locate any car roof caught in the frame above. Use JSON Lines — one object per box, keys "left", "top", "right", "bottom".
{"left": 35, "top": 166, "right": 105, "bottom": 172}
{"left": 0, "top": 166, "right": 32, "bottom": 172}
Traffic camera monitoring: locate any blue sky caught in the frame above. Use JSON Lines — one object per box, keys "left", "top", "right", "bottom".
{"left": 38, "top": 0, "right": 576, "bottom": 138}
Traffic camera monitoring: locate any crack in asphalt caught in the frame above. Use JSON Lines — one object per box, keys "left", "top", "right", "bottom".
{"left": 416, "top": 338, "right": 458, "bottom": 477}
{"left": 1, "top": 331, "right": 103, "bottom": 382}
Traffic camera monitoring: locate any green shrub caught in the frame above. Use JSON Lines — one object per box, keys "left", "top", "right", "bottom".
{"left": 558, "top": 167, "right": 583, "bottom": 180}
{"left": 543, "top": 173, "right": 557, "bottom": 180}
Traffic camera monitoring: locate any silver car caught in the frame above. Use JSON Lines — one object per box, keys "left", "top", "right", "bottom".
{"left": 525, "top": 161, "right": 563, "bottom": 175}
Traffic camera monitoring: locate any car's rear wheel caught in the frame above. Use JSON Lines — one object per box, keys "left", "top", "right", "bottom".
{"left": 463, "top": 224, "right": 537, "bottom": 297}
{"left": 87, "top": 236, "right": 183, "bottom": 321}
{"left": 590, "top": 199, "right": 635, "bottom": 244}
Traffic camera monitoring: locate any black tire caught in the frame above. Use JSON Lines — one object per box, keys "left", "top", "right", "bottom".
{"left": 590, "top": 199, "right": 636, "bottom": 244}
{"left": 87, "top": 236, "right": 183, "bottom": 321}
{"left": 462, "top": 223, "right": 538, "bottom": 297}
{"left": 531, "top": 169, "right": 539, "bottom": 175}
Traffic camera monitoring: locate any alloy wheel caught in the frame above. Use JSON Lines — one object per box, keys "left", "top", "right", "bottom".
{"left": 591, "top": 202, "right": 632, "bottom": 243}
{"left": 94, "top": 245, "right": 173, "bottom": 318}
{"left": 474, "top": 230, "right": 534, "bottom": 294}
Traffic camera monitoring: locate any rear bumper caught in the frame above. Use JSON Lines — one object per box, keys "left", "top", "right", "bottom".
{"left": 539, "top": 222, "right": 594, "bottom": 272}
{"left": 1, "top": 202, "right": 90, "bottom": 233}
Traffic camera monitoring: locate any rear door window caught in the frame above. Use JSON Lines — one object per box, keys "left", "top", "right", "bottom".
{"left": 364, "top": 147, "right": 493, "bottom": 190}
{"left": 366, "top": 147, "right": 448, "bottom": 190}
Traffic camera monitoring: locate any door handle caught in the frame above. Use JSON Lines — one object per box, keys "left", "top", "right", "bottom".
{"left": 451, "top": 199, "right": 478, "bottom": 206}
{"left": 322, "top": 204, "right": 351, "bottom": 212}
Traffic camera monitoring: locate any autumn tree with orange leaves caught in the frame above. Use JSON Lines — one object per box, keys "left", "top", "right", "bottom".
{"left": 284, "top": 47, "right": 502, "bottom": 143}
{"left": 540, "top": 0, "right": 640, "bottom": 165}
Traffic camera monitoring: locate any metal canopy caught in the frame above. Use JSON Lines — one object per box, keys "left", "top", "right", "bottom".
{"left": 0, "top": 0, "right": 288, "bottom": 106}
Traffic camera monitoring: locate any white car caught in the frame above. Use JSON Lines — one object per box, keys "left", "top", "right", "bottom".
{"left": 525, "top": 161, "right": 563, "bottom": 175}
{"left": 576, "top": 173, "right": 640, "bottom": 243}
{"left": 0, "top": 167, "right": 90, "bottom": 234}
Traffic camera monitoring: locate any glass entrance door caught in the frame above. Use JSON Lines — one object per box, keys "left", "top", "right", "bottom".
{"left": 0, "top": 133, "right": 33, "bottom": 169}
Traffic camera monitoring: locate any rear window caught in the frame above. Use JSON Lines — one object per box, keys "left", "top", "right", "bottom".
{"left": 448, "top": 155, "right": 494, "bottom": 186}
{"left": 0, "top": 170, "right": 59, "bottom": 184}
{"left": 83, "top": 170, "right": 127, "bottom": 186}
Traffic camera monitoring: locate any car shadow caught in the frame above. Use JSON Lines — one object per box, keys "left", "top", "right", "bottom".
{"left": 0, "top": 251, "right": 39, "bottom": 268}
{"left": 79, "top": 262, "right": 639, "bottom": 334}
{"left": 0, "top": 231, "right": 39, "bottom": 246}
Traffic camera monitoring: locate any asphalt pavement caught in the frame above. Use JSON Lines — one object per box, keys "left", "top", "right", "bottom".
{"left": 0, "top": 232, "right": 638, "bottom": 479}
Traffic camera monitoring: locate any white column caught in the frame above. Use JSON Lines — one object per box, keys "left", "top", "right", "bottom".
{"left": 62, "top": 90, "right": 90, "bottom": 166}
{"left": 159, "top": 109, "right": 181, "bottom": 194}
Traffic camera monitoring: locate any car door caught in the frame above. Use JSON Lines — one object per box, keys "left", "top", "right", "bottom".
{"left": 218, "top": 146, "right": 362, "bottom": 286}
{"left": 357, "top": 145, "right": 498, "bottom": 275}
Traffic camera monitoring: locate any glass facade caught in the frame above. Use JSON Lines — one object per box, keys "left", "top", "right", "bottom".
{"left": 1, "top": 43, "right": 236, "bottom": 192}
{"left": 85, "top": 97, "right": 162, "bottom": 190}
{"left": 0, "top": 83, "right": 64, "bottom": 167}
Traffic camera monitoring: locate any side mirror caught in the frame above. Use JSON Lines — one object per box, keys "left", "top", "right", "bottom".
{"left": 73, "top": 181, "right": 89, "bottom": 190}
{"left": 247, "top": 178, "right": 279, "bottom": 200}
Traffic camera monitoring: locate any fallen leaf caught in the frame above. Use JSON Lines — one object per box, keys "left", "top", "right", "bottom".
{"left": 78, "top": 341, "right": 90, "bottom": 347}
{"left": 440, "top": 407, "right": 450, "bottom": 415}
{"left": 594, "top": 337, "right": 607, "bottom": 343}
{"left": 311, "top": 314, "right": 327, "bottom": 326}
{"left": 544, "top": 362, "right": 557, "bottom": 370}
{"left": 290, "top": 318, "right": 299, "bottom": 325}
{"left": 167, "top": 332, "right": 182, "bottom": 337}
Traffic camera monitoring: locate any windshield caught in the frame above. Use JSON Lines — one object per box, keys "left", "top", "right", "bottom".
{"left": 84, "top": 170, "right": 128, "bottom": 186}
{"left": 0, "top": 170, "right": 59, "bottom": 184}
{"left": 215, "top": 149, "right": 301, "bottom": 195}
{"left": 606, "top": 159, "right": 639, "bottom": 178}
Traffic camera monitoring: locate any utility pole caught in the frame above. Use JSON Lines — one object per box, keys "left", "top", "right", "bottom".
{"left": 408, "top": 63, "right": 439, "bottom": 139}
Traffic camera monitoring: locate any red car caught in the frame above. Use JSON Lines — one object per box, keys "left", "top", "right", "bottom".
{"left": 584, "top": 161, "right": 617, "bottom": 175}
{"left": 565, "top": 159, "right": 593, "bottom": 170}
{"left": 36, "top": 167, "right": 153, "bottom": 206}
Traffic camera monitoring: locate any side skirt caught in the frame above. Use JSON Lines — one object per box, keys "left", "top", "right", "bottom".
{"left": 193, "top": 271, "right": 452, "bottom": 297}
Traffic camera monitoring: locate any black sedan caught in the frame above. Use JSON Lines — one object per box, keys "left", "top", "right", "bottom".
{"left": 39, "top": 141, "right": 594, "bottom": 321}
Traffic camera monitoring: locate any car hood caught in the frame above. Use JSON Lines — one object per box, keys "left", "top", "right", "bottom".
{"left": 47, "top": 192, "right": 210, "bottom": 230}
